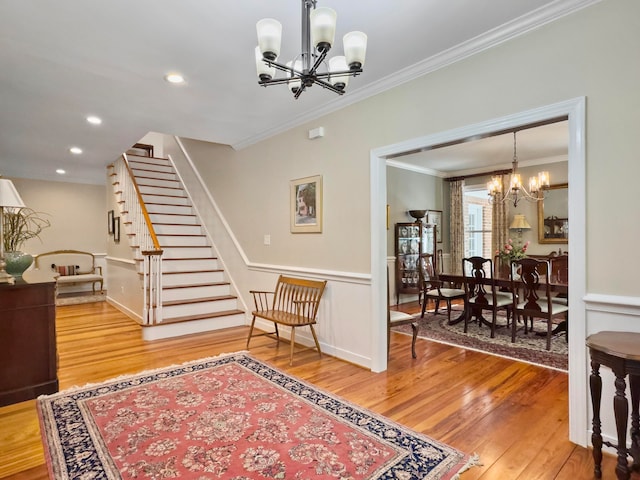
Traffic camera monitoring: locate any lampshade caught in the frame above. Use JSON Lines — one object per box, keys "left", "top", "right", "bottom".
{"left": 310, "top": 7, "right": 336, "bottom": 52}
{"left": 510, "top": 214, "right": 531, "bottom": 230}
{"left": 328, "top": 56, "right": 349, "bottom": 89}
{"left": 0, "top": 178, "right": 25, "bottom": 208}
{"left": 287, "top": 60, "right": 303, "bottom": 93}
{"left": 343, "top": 31, "right": 367, "bottom": 69}
{"left": 256, "top": 18, "right": 282, "bottom": 61}
{"left": 255, "top": 46, "right": 275, "bottom": 81}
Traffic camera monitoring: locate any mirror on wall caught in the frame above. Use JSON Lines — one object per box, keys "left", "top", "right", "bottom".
{"left": 538, "top": 183, "right": 568, "bottom": 244}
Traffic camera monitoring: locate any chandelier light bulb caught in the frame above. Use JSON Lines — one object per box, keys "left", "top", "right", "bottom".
{"left": 538, "top": 171, "right": 550, "bottom": 188}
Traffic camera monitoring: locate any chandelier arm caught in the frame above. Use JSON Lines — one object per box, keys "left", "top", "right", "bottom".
{"left": 312, "top": 77, "right": 346, "bottom": 95}
{"left": 313, "top": 68, "right": 362, "bottom": 80}
{"left": 307, "top": 49, "right": 328, "bottom": 76}
{"left": 293, "top": 84, "right": 308, "bottom": 99}
{"left": 258, "top": 77, "right": 296, "bottom": 87}
{"left": 263, "top": 59, "right": 303, "bottom": 76}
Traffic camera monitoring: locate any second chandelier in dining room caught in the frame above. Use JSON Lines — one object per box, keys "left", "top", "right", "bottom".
{"left": 255, "top": 0, "right": 367, "bottom": 99}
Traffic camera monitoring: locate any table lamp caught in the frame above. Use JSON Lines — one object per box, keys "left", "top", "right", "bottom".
{"left": 0, "top": 178, "right": 26, "bottom": 284}
{"left": 509, "top": 214, "right": 531, "bottom": 245}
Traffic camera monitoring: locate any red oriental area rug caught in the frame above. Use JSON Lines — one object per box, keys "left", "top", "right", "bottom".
{"left": 38, "top": 352, "right": 476, "bottom": 479}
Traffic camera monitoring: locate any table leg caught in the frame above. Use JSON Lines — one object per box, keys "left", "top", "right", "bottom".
{"left": 630, "top": 375, "right": 640, "bottom": 471}
{"left": 590, "top": 358, "right": 603, "bottom": 478}
{"left": 613, "top": 374, "right": 630, "bottom": 480}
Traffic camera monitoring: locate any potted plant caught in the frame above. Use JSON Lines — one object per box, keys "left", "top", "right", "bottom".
{"left": 2, "top": 207, "right": 51, "bottom": 276}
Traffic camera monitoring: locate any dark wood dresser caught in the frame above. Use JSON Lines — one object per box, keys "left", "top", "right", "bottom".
{"left": 0, "top": 272, "right": 58, "bottom": 406}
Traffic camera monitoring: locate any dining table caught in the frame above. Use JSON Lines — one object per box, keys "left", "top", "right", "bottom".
{"left": 437, "top": 273, "right": 569, "bottom": 334}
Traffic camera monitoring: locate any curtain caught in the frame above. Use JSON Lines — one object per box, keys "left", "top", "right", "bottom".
{"left": 491, "top": 174, "right": 510, "bottom": 274}
{"left": 449, "top": 180, "right": 465, "bottom": 275}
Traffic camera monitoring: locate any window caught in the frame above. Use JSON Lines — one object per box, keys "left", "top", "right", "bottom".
{"left": 464, "top": 188, "right": 492, "bottom": 259}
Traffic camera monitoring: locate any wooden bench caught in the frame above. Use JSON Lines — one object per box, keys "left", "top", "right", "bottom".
{"left": 246, "top": 275, "right": 327, "bottom": 365}
{"left": 35, "top": 250, "right": 104, "bottom": 294}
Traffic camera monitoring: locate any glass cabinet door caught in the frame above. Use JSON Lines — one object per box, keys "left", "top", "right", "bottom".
{"left": 396, "top": 221, "right": 437, "bottom": 304}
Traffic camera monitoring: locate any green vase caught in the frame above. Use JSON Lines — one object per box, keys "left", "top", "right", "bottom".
{"left": 5, "top": 251, "right": 34, "bottom": 277}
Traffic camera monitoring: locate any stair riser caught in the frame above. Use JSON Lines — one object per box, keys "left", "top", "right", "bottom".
{"left": 162, "top": 271, "right": 226, "bottom": 286}
{"left": 139, "top": 185, "right": 184, "bottom": 196}
{"left": 146, "top": 204, "right": 193, "bottom": 215}
{"left": 142, "top": 313, "right": 246, "bottom": 341}
{"left": 142, "top": 194, "right": 190, "bottom": 205}
{"left": 163, "top": 284, "right": 231, "bottom": 302}
{"left": 162, "top": 247, "right": 215, "bottom": 259}
{"left": 153, "top": 224, "right": 203, "bottom": 235}
{"left": 163, "top": 298, "right": 239, "bottom": 318}
{"left": 149, "top": 214, "right": 198, "bottom": 225}
{"left": 128, "top": 160, "right": 173, "bottom": 172}
{"left": 131, "top": 170, "right": 177, "bottom": 182}
{"left": 162, "top": 259, "right": 219, "bottom": 272}
{"left": 158, "top": 235, "right": 209, "bottom": 246}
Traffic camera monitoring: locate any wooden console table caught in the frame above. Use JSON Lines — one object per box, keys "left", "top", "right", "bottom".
{"left": 586, "top": 331, "right": 640, "bottom": 480}
{"left": 0, "top": 271, "right": 58, "bottom": 406}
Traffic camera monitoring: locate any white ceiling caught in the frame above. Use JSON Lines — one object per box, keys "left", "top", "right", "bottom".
{"left": 0, "top": 0, "right": 590, "bottom": 185}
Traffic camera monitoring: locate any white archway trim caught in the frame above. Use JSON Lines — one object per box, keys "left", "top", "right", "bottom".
{"left": 370, "top": 97, "right": 587, "bottom": 445}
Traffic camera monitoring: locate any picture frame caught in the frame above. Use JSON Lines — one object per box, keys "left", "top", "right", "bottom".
{"left": 114, "top": 216, "right": 120, "bottom": 243}
{"left": 290, "top": 175, "right": 322, "bottom": 233}
{"left": 386, "top": 205, "right": 390, "bottom": 230}
{"left": 427, "top": 210, "right": 443, "bottom": 243}
{"left": 107, "top": 210, "right": 114, "bottom": 234}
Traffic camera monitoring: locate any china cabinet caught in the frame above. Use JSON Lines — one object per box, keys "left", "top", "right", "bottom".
{"left": 395, "top": 220, "right": 436, "bottom": 304}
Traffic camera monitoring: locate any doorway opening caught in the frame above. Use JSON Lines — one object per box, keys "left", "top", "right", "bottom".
{"left": 371, "top": 97, "right": 586, "bottom": 445}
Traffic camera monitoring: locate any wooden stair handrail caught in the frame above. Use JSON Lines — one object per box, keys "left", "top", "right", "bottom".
{"left": 121, "top": 154, "right": 162, "bottom": 252}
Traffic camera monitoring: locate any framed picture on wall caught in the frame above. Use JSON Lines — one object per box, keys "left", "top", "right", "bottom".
{"left": 114, "top": 217, "right": 120, "bottom": 243}
{"left": 427, "top": 210, "right": 443, "bottom": 243}
{"left": 290, "top": 175, "right": 323, "bottom": 233}
{"left": 107, "top": 210, "right": 114, "bottom": 234}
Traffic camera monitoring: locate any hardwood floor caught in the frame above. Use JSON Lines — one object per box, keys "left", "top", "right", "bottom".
{"left": 0, "top": 301, "right": 631, "bottom": 479}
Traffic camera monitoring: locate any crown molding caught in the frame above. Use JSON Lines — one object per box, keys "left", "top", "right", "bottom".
{"left": 233, "top": 0, "right": 601, "bottom": 150}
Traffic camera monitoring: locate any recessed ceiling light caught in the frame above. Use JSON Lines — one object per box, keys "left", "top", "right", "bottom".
{"left": 165, "top": 73, "right": 185, "bottom": 84}
{"left": 56, "top": 169, "right": 66, "bottom": 175}
{"left": 86, "top": 115, "right": 102, "bottom": 125}
{"left": 70, "top": 147, "right": 83, "bottom": 154}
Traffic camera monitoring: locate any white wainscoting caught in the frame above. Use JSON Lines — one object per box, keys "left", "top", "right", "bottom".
{"left": 247, "top": 265, "right": 373, "bottom": 369}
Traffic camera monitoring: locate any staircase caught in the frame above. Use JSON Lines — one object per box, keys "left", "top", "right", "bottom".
{"left": 109, "top": 154, "right": 245, "bottom": 339}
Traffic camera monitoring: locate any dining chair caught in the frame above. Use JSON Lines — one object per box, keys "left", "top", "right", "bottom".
{"left": 549, "top": 254, "right": 569, "bottom": 306}
{"left": 418, "top": 253, "right": 466, "bottom": 322}
{"left": 510, "top": 258, "right": 569, "bottom": 350}
{"left": 387, "top": 267, "right": 418, "bottom": 359}
{"left": 462, "top": 256, "right": 513, "bottom": 338}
